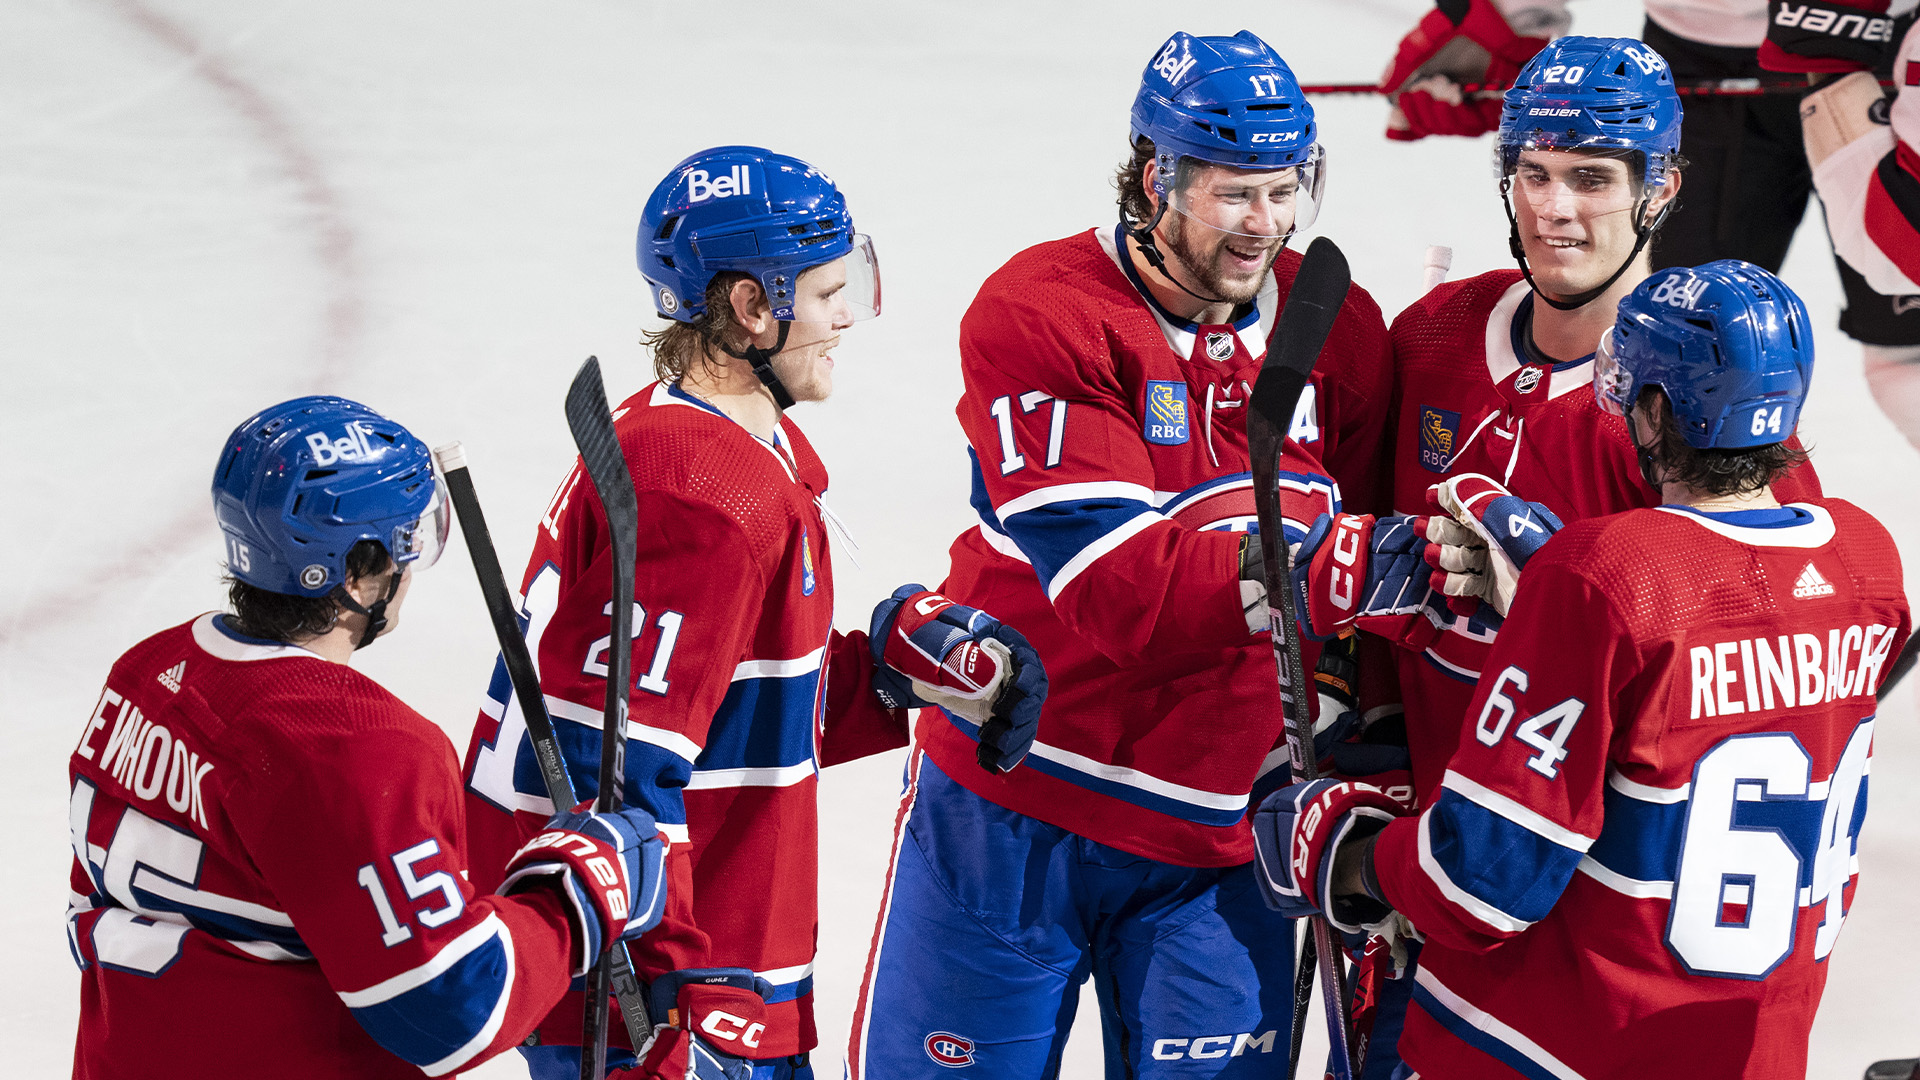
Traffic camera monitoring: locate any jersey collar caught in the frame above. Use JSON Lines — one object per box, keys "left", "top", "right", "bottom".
{"left": 193, "top": 613, "right": 329, "bottom": 663}
{"left": 1655, "top": 503, "right": 1836, "bottom": 548}
{"left": 1486, "top": 280, "right": 1596, "bottom": 401}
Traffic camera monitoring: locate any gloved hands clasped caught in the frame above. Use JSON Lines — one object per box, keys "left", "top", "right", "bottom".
{"left": 870, "top": 584, "right": 1049, "bottom": 774}
{"left": 1253, "top": 779, "right": 1408, "bottom": 936}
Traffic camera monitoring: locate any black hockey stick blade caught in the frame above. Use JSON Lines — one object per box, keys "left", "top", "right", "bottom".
{"left": 1878, "top": 634, "right": 1918, "bottom": 701}
{"left": 563, "top": 356, "right": 642, "bottom": 1080}
{"left": 1246, "top": 236, "right": 1356, "bottom": 1080}
{"left": 1865, "top": 1059, "right": 1920, "bottom": 1080}
{"left": 432, "top": 441, "right": 655, "bottom": 1052}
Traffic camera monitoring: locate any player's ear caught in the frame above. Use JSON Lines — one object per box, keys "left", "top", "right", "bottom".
{"left": 1645, "top": 169, "right": 1682, "bottom": 226}
{"left": 728, "top": 277, "right": 774, "bottom": 338}
{"left": 1142, "top": 157, "right": 1162, "bottom": 216}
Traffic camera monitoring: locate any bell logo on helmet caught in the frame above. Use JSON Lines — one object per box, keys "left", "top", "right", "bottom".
{"left": 305, "top": 422, "right": 378, "bottom": 467}
{"left": 1622, "top": 44, "right": 1664, "bottom": 75}
{"left": 300, "top": 565, "right": 329, "bottom": 590}
{"left": 1649, "top": 273, "right": 1710, "bottom": 310}
{"left": 686, "top": 165, "right": 752, "bottom": 204}
{"left": 1151, "top": 39, "right": 1196, "bottom": 87}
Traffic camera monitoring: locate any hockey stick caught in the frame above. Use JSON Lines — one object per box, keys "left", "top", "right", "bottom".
{"left": 431, "top": 439, "right": 655, "bottom": 1059}
{"left": 1301, "top": 77, "right": 1891, "bottom": 97}
{"left": 1879, "top": 634, "right": 1920, "bottom": 701}
{"left": 564, "top": 356, "right": 643, "bottom": 1080}
{"left": 1866, "top": 1059, "right": 1920, "bottom": 1079}
{"left": 1249, "top": 236, "right": 1357, "bottom": 1080}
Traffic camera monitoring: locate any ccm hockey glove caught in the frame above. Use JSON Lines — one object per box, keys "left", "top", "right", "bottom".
{"left": 1424, "top": 473, "right": 1563, "bottom": 617}
{"left": 1380, "top": 0, "right": 1557, "bottom": 140}
{"left": 1291, "top": 513, "right": 1436, "bottom": 640}
{"left": 1253, "top": 780, "right": 1404, "bottom": 936}
{"left": 612, "top": 969, "right": 775, "bottom": 1080}
{"left": 870, "top": 584, "right": 1049, "bottom": 774}
{"left": 498, "top": 804, "right": 668, "bottom": 975}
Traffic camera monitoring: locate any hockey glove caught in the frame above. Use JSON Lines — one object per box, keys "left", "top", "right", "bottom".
{"left": 1760, "top": 0, "right": 1902, "bottom": 74}
{"left": 1424, "top": 474, "right": 1563, "bottom": 617}
{"left": 498, "top": 804, "right": 668, "bottom": 975}
{"left": 1252, "top": 780, "right": 1404, "bottom": 936}
{"left": 870, "top": 584, "right": 1049, "bottom": 774}
{"left": 1291, "top": 513, "right": 1436, "bottom": 640}
{"left": 1380, "top": 0, "right": 1553, "bottom": 141}
{"left": 1309, "top": 633, "right": 1417, "bottom": 808}
{"left": 616, "top": 969, "right": 775, "bottom": 1080}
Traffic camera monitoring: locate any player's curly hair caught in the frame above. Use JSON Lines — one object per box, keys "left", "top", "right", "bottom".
{"left": 641, "top": 271, "right": 754, "bottom": 384}
{"left": 1638, "top": 387, "right": 1809, "bottom": 497}
{"left": 1114, "top": 136, "right": 1204, "bottom": 228}
{"left": 225, "top": 539, "right": 392, "bottom": 644}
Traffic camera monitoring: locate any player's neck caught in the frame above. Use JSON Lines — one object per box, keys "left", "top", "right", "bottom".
{"left": 1663, "top": 481, "right": 1782, "bottom": 515}
{"left": 1124, "top": 229, "right": 1237, "bottom": 325}
{"left": 680, "top": 358, "right": 781, "bottom": 440}
{"left": 1526, "top": 255, "right": 1652, "bottom": 362}
{"left": 290, "top": 618, "right": 367, "bottom": 665}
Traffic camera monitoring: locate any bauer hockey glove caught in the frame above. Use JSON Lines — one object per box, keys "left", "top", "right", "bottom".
{"left": 498, "top": 804, "right": 668, "bottom": 975}
{"left": 1380, "top": 0, "right": 1556, "bottom": 141}
{"left": 1253, "top": 780, "right": 1404, "bottom": 937}
{"left": 870, "top": 584, "right": 1049, "bottom": 774}
{"left": 1425, "top": 473, "right": 1563, "bottom": 618}
{"left": 1291, "top": 513, "right": 1437, "bottom": 640}
{"left": 614, "top": 969, "right": 775, "bottom": 1080}
{"left": 1760, "top": 0, "right": 1902, "bottom": 75}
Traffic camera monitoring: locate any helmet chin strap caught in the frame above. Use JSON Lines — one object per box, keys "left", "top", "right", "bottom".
{"left": 332, "top": 567, "right": 405, "bottom": 651}
{"left": 1123, "top": 198, "right": 1245, "bottom": 309}
{"left": 1624, "top": 405, "right": 1668, "bottom": 493}
{"left": 1502, "top": 177, "right": 1674, "bottom": 313}
{"left": 723, "top": 321, "right": 796, "bottom": 410}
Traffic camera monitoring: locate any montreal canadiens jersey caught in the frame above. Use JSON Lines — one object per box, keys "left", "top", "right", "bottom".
{"left": 462, "top": 382, "right": 907, "bottom": 1058}
{"left": 68, "top": 614, "right": 576, "bottom": 1080}
{"left": 1372, "top": 499, "right": 1908, "bottom": 1080}
{"left": 1384, "top": 271, "right": 1824, "bottom": 800}
{"left": 923, "top": 226, "right": 1394, "bottom": 868}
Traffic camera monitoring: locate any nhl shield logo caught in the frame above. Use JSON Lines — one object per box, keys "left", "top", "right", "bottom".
{"left": 1144, "top": 381, "right": 1190, "bottom": 445}
{"left": 1204, "top": 331, "right": 1235, "bottom": 362}
{"left": 925, "top": 1032, "right": 976, "bottom": 1068}
{"left": 1512, "top": 365, "right": 1544, "bottom": 395}
{"left": 1419, "top": 406, "right": 1460, "bottom": 473}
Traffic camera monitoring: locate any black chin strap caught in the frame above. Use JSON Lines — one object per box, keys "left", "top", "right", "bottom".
{"left": 1122, "top": 200, "right": 1240, "bottom": 308}
{"left": 332, "top": 568, "right": 404, "bottom": 651}
{"left": 1625, "top": 407, "right": 1666, "bottom": 493}
{"left": 1501, "top": 177, "right": 1673, "bottom": 312}
{"left": 722, "top": 321, "right": 796, "bottom": 410}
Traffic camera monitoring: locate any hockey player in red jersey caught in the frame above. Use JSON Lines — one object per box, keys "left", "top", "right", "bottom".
{"left": 846, "top": 31, "right": 1396, "bottom": 1078}
{"left": 67, "top": 396, "right": 668, "bottom": 1080}
{"left": 460, "top": 147, "right": 1047, "bottom": 1080}
{"left": 1261, "top": 259, "right": 1910, "bottom": 1079}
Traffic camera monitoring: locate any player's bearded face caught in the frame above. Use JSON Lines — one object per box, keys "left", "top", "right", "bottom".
{"left": 1509, "top": 150, "right": 1655, "bottom": 300}
{"left": 1160, "top": 164, "right": 1297, "bottom": 303}
{"left": 766, "top": 259, "right": 856, "bottom": 404}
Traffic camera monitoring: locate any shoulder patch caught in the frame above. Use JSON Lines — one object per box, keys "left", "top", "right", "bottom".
{"left": 1144, "top": 381, "right": 1191, "bottom": 446}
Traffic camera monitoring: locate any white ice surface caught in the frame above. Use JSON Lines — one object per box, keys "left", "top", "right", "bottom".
{"left": 4, "top": 1, "right": 1916, "bottom": 1076}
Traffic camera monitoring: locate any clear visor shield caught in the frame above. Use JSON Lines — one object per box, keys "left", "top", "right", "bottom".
{"left": 1593, "top": 330, "right": 1634, "bottom": 417}
{"left": 1166, "top": 145, "right": 1326, "bottom": 238}
{"left": 391, "top": 474, "right": 451, "bottom": 570}
{"left": 785, "top": 234, "right": 881, "bottom": 324}
{"left": 1501, "top": 143, "right": 1648, "bottom": 218}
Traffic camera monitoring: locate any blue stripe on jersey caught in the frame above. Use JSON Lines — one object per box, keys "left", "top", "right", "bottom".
{"left": 1425, "top": 789, "right": 1583, "bottom": 926}
{"left": 942, "top": 711, "right": 1247, "bottom": 828}
{"left": 968, "top": 450, "right": 1010, "bottom": 538}
{"left": 1410, "top": 977, "right": 1570, "bottom": 1080}
{"left": 1160, "top": 472, "right": 1252, "bottom": 518}
{"left": 764, "top": 972, "right": 814, "bottom": 1005}
{"left": 1001, "top": 496, "right": 1158, "bottom": 590}
{"left": 523, "top": 724, "right": 693, "bottom": 827}
{"left": 698, "top": 670, "right": 820, "bottom": 772}
{"left": 349, "top": 929, "right": 509, "bottom": 1068}
{"left": 1584, "top": 782, "right": 1686, "bottom": 885}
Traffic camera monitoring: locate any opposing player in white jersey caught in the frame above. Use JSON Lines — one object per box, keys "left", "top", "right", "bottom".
{"left": 67, "top": 396, "right": 667, "bottom": 1079}
{"left": 1258, "top": 260, "right": 1909, "bottom": 1080}
{"left": 1379, "top": 0, "right": 1920, "bottom": 449}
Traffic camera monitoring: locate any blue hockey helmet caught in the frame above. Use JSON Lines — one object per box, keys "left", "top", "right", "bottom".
{"left": 1596, "top": 260, "right": 1814, "bottom": 449}
{"left": 1130, "top": 30, "right": 1326, "bottom": 232}
{"left": 1498, "top": 36, "right": 1683, "bottom": 190}
{"left": 637, "top": 146, "right": 879, "bottom": 326}
{"left": 212, "top": 396, "right": 449, "bottom": 597}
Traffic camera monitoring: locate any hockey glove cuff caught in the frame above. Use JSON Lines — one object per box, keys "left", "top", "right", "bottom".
{"left": 1253, "top": 780, "right": 1405, "bottom": 936}
{"left": 498, "top": 804, "right": 668, "bottom": 975}
{"left": 1759, "top": 0, "right": 1900, "bottom": 74}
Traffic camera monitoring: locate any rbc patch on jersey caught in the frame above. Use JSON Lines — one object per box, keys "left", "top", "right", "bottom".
{"left": 801, "top": 526, "right": 816, "bottom": 596}
{"left": 1419, "top": 406, "right": 1460, "bottom": 473}
{"left": 1144, "top": 381, "right": 1190, "bottom": 445}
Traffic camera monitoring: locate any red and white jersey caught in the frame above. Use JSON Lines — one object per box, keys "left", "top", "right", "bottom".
{"left": 923, "top": 226, "right": 1394, "bottom": 868}
{"left": 462, "top": 382, "right": 906, "bottom": 1058}
{"left": 1373, "top": 500, "right": 1909, "bottom": 1080}
{"left": 1384, "top": 271, "right": 1824, "bottom": 800}
{"left": 1808, "top": 25, "right": 1920, "bottom": 298}
{"left": 69, "top": 614, "right": 576, "bottom": 1080}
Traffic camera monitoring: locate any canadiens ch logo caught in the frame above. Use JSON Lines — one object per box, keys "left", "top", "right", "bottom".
{"left": 925, "top": 1032, "right": 976, "bottom": 1068}
{"left": 1204, "top": 331, "right": 1235, "bottom": 362}
{"left": 1144, "top": 381, "right": 1190, "bottom": 445}
{"left": 1419, "top": 406, "right": 1461, "bottom": 473}
{"left": 800, "top": 527, "right": 817, "bottom": 596}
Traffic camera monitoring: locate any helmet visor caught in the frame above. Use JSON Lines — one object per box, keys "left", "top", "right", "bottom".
{"left": 786, "top": 234, "right": 881, "bottom": 324}
{"left": 1593, "top": 329, "right": 1634, "bottom": 418}
{"left": 1166, "top": 145, "right": 1326, "bottom": 238}
{"left": 391, "top": 474, "right": 451, "bottom": 571}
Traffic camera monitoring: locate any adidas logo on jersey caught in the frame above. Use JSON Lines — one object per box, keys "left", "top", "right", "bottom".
{"left": 1793, "top": 562, "right": 1837, "bottom": 599}
{"left": 157, "top": 661, "right": 186, "bottom": 693}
